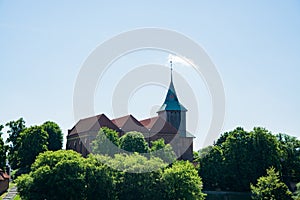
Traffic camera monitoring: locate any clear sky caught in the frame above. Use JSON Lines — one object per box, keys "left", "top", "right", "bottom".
{"left": 1, "top": 1, "right": 300, "bottom": 150}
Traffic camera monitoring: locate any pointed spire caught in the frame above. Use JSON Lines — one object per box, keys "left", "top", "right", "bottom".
{"left": 157, "top": 58, "right": 187, "bottom": 112}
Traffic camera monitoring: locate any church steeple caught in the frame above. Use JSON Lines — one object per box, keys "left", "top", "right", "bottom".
{"left": 157, "top": 60, "right": 187, "bottom": 112}
{"left": 157, "top": 60, "right": 187, "bottom": 136}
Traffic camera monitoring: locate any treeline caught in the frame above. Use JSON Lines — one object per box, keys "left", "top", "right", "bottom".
{"left": 2, "top": 118, "right": 300, "bottom": 199}
{"left": 17, "top": 151, "right": 206, "bottom": 200}
{"left": 13, "top": 126, "right": 206, "bottom": 200}
{"left": 0, "top": 118, "right": 63, "bottom": 175}
{"left": 197, "top": 127, "right": 300, "bottom": 199}
{"left": 91, "top": 127, "right": 176, "bottom": 163}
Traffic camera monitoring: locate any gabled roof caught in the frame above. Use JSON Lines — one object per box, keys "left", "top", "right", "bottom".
{"left": 157, "top": 78, "right": 187, "bottom": 112}
{"left": 140, "top": 116, "right": 178, "bottom": 134}
{"left": 112, "top": 114, "right": 148, "bottom": 133}
{"left": 139, "top": 116, "right": 158, "bottom": 129}
{"left": 68, "top": 113, "right": 192, "bottom": 138}
{"left": 68, "top": 114, "right": 120, "bottom": 136}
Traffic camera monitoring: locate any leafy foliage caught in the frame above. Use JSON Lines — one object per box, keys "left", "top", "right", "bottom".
{"left": 17, "top": 150, "right": 86, "bottom": 200}
{"left": 6, "top": 118, "right": 26, "bottom": 169}
{"left": 16, "top": 149, "right": 206, "bottom": 200}
{"left": 200, "top": 127, "right": 282, "bottom": 191}
{"left": 0, "top": 125, "right": 7, "bottom": 169}
{"left": 5, "top": 118, "right": 63, "bottom": 172}
{"left": 85, "top": 155, "right": 116, "bottom": 200}
{"left": 197, "top": 145, "right": 213, "bottom": 160}
{"left": 120, "top": 131, "right": 149, "bottom": 153}
{"left": 31, "top": 149, "right": 83, "bottom": 171}
{"left": 107, "top": 153, "right": 167, "bottom": 173}
{"left": 91, "top": 127, "right": 120, "bottom": 156}
{"left": 293, "top": 182, "right": 300, "bottom": 200}
{"left": 161, "top": 161, "right": 206, "bottom": 200}
{"left": 107, "top": 153, "right": 165, "bottom": 200}
{"left": 251, "top": 167, "right": 293, "bottom": 200}
{"left": 150, "top": 138, "right": 176, "bottom": 163}
{"left": 199, "top": 146, "right": 224, "bottom": 190}
{"left": 42, "top": 121, "right": 63, "bottom": 151}
{"left": 276, "top": 133, "right": 300, "bottom": 184}
{"left": 18, "top": 125, "right": 49, "bottom": 170}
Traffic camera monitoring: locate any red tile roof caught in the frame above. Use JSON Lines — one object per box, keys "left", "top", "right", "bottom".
{"left": 68, "top": 114, "right": 120, "bottom": 136}
{"left": 112, "top": 115, "right": 148, "bottom": 133}
{"left": 68, "top": 114, "right": 179, "bottom": 137}
{"left": 140, "top": 116, "right": 178, "bottom": 134}
{"left": 140, "top": 116, "right": 159, "bottom": 129}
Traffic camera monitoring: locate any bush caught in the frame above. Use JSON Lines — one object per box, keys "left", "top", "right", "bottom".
{"left": 120, "top": 131, "right": 149, "bottom": 153}
{"left": 16, "top": 150, "right": 87, "bottom": 200}
{"left": 16, "top": 149, "right": 206, "bottom": 200}
{"left": 161, "top": 161, "right": 206, "bottom": 200}
{"left": 251, "top": 167, "right": 293, "bottom": 200}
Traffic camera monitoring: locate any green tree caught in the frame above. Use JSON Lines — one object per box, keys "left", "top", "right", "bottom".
{"left": 30, "top": 150, "right": 82, "bottom": 171}
{"left": 223, "top": 127, "right": 281, "bottom": 191}
{"left": 251, "top": 167, "right": 293, "bottom": 200}
{"left": 17, "top": 150, "right": 87, "bottom": 200}
{"left": 197, "top": 145, "right": 213, "bottom": 160}
{"left": 6, "top": 118, "right": 26, "bottom": 169}
{"left": 276, "top": 133, "right": 300, "bottom": 184}
{"left": 107, "top": 153, "right": 166, "bottom": 200}
{"left": 215, "top": 131, "right": 231, "bottom": 146}
{"left": 91, "top": 127, "right": 120, "bottom": 156}
{"left": 200, "top": 127, "right": 282, "bottom": 191}
{"left": 18, "top": 126, "right": 49, "bottom": 170}
{"left": 150, "top": 138, "right": 176, "bottom": 164}
{"left": 85, "top": 154, "right": 116, "bottom": 200}
{"left": 161, "top": 161, "right": 206, "bottom": 200}
{"left": 199, "top": 146, "right": 224, "bottom": 190}
{"left": 293, "top": 182, "right": 300, "bottom": 200}
{"left": 0, "top": 125, "right": 7, "bottom": 170}
{"left": 118, "top": 170, "right": 161, "bottom": 200}
{"left": 89, "top": 153, "right": 166, "bottom": 200}
{"left": 42, "top": 121, "right": 63, "bottom": 151}
{"left": 120, "top": 131, "right": 149, "bottom": 153}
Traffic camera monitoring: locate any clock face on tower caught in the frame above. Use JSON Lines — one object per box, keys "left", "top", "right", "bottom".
{"left": 170, "top": 94, "right": 174, "bottom": 99}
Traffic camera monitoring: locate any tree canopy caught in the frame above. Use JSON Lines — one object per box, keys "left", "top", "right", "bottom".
{"left": 41, "top": 121, "right": 63, "bottom": 151}
{"left": 4, "top": 118, "right": 63, "bottom": 173}
{"left": 91, "top": 127, "right": 120, "bottom": 156}
{"left": 18, "top": 125, "right": 49, "bottom": 171}
{"left": 200, "top": 127, "right": 282, "bottom": 191}
{"left": 161, "top": 161, "right": 206, "bottom": 200}
{"left": 120, "top": 131, "right": 149, "bottom": 153}
{"left": 293, "top": 182, "right": 300, "bottom": 200}
{"left": 16, "top": 150, "right": 206, "bottom": 200}
{"left": 17, "top": 150, "right": 86, "bottom": 200}
{"left": 85, "top": 155, "right": 116, "bottom": 200}
{"left": 6, "top": 118, "right": 26, "bottom": 169}
{"left": 276, "top": 133, "right": 300, "bottom": 185}
{"left": 106, "top": 153, "right": 166, "bottom": 200}
{"left": 0, "top": 125, "right": 7, "bottom": 170}
{"left": 251, "top": 167, "right": 293, "bottom": 200}
{"left": 150, "top": 138, "right": 176, "bottom": 164}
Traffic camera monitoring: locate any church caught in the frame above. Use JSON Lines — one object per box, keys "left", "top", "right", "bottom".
{"left": 66, "top": 63, "right": 195, "bottom": 161}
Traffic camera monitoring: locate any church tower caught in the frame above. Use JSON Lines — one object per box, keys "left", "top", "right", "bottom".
{"left": 157, "top": 61, "right": 187, "bottom": 137}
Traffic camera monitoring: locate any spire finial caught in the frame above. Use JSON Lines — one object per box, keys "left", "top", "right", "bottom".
{"left": 170, "top": 60, "right": 173, "bottom": 82}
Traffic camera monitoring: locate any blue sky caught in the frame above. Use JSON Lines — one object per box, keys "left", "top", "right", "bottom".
{"left": 1, "top": 1, "right": 300, "bottom": 150}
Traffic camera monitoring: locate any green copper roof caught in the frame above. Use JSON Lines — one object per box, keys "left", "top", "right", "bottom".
{"left": 157, "top": 79, "right": 187, "bottom": 112}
